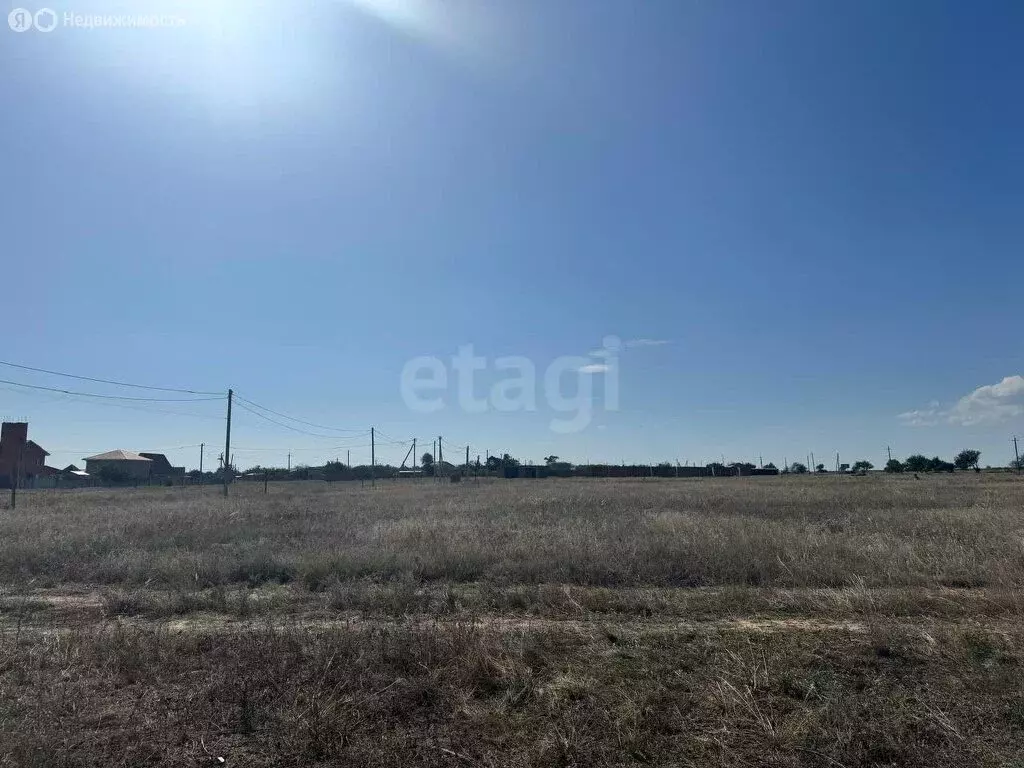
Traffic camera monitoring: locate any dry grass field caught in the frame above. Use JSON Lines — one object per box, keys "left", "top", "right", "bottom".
{"left": 2, "top": 474, "right": 1024, "bottom": 766}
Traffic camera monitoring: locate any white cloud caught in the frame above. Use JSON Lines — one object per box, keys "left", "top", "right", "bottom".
{"left": 625, "top": 338, "right": 670, "bottom": 348}
{"left": 898, "top": 375, "right": 1024, "bottom": 427}
{"left": 578, "top": 363, "right": 610, "bottom": 374}
{"left": 947, "top": 375, "right": 1024, "bottom": 426}
{"left": 589, "top": 339, "right": 667, "bottom": 358}
{"left": 897, "top": 409, "right": 942, "bottom": 427}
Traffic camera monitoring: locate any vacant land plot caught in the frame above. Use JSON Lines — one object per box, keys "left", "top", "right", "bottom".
{"left": 1, "top": 475, "right": 1023, "bottom": 766}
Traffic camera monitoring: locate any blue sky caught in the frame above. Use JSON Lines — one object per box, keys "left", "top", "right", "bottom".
{"left": 2, "top": 0, "right": 1022, "bottom": 471}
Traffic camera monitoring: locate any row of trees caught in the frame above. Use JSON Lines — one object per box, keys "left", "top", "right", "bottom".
{"left": 219, "top": 448, "right": 998, "bottom": 482}
{"left": 881, "top": 449, "right": 981, "bottom": 474}
{"left": 778, "top": 450, "right": 984, "bottom": 475}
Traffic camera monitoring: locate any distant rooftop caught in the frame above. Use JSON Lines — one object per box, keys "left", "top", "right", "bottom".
{"left": 82, "top": 450, "right": 152, "bottom": 462}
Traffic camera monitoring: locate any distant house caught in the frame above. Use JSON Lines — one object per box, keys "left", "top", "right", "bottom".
{"left": 139, "top": 453, "right": 185, "bottom": 480}
{"left": 0, "top": 422, "right": 50, "bottom": 488}
{"left": 83, "top": 449, "right": 152, "bottom": 482}
{"left": 61, "top": 465, "right": 91, "bottom": 486}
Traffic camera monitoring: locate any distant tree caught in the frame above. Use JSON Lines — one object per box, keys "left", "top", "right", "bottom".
{"left": 1011, "top": 456, "right": 1024, "bottom": 471}
{"left": 815, "top": 464, "right": 827, "bottom": 473}
{"left": 323, "top": 460, "right": 347, "bottom": 481}
{"left": 927, "top": 456, "right": 955, "bottom": 473}
{"left": 421, "top": 452, "right": 435, "bottom": 476}
{"left": 839, "top": 463, "right": 851, "bottom": 473}
{"left": 485, "top": 455, "right": 501, "bottom": 471}
{"left": 544, "top": 455, "right": 560, "bottom": 466}
{"left": 904, "top": 454, "right": 930, "bottom": 473}
{"left": 790, "top": 462, "right": 808, "bottom": 474}
{"left": 764, "top": 462, "right": 777, "bottom": 470}
{"left": 953, "top": 449, "right": 981, "bottom": 471}
{"left": 502, "top": 454, "right": 520, "bottom": 468}
{"left": 884, "top": 459, "right": 904, "bottom": 473}
{"left": 852, "top": 460, "right": 874, "bottom": 472}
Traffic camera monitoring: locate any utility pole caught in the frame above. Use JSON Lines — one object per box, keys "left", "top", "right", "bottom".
{"left": 347, "top": 449, "right": 350, "bottom": 468}
{"left": 371, "top": 427, "right": 375, "bottom": 487}
{"left": 199, "top": 443, "right": 204, "bottom": 485}
{"left": 465, "top": 444, "right": 470, "bottom": 471}
{"left": 412, "top": 438, "right": 416, "bottom": 471}
{"left": 809, "top": 453, "right": 814, "bottom": 472}
{"left": 836, "top": 452, "right": 840, "bottom": 473}
{"left": 887, "top": 445, "right": 892, "bottom": 463}
{"left": 759, "top": 455, "right": 763, "bottom": 468}
{"left": 223, "top": 389, "right": 233, "bottom": 497}
{"left": 438, "top": 436, "right": 443, "bottom": 477}
{"left": 287, "top": 452, "right": 291, "bottom": 472}
{"left": 1014, "top": 436, "right": 1021, "bottom": 475}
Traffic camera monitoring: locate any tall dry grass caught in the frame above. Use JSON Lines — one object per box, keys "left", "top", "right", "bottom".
{"left": 1, "top": 474, "right": 1021, "bottom": 590}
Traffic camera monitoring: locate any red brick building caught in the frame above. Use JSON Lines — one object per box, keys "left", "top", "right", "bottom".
{"left": 0, "top": 422, "right": 50, "bottom": 488}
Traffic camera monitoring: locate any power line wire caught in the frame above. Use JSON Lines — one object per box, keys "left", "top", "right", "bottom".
{"left": 0, "top": 360, "right": 221, "bottom": 395}
{"left": 2, "top": 384, "right": 227, "bottom": 421}
{"left": 234, "top": 394, "right": 367, "bottom": 434}
{"left": 234, "top": 400, "right": 370, "bottom": 439}
{"left": 0, "top": 378, "right": 225, "bottom": 402}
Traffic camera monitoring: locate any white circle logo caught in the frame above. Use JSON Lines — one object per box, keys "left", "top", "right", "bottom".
{"left": 34, "top": 8, "right": 57, "bottom": 32}
{"left": 8, "top": 8, "right": 34, "bottom": 31}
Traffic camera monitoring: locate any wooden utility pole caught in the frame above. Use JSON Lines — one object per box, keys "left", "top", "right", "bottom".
{"left": 347, "top": 449, "right": 350, "bottom": 468}
{"left": 887, "top": 446, "right": 892, "bottom": 463}
{"left": 199, "top": 443, "right": 204, "bottom": 485}
{"left": 223, "top": 389, "right": 233, "bottom": 497}
{"left": 412, "top": 438, "right": 416, "bottom": 471}
{"left": 264, "top": 469, "right": 269, "bottom": 494}
{"left": 287, "top": 452, "right": 291, "bottom": 472}
{"left": 370, "top": 427, "right": 375, "bottom": 487}
{"left": 465, "top": 444, "right": 469, "bottom": 471}
{"left": 438, "top": 436, "right": 443, "bottom": 477}
{"left": 1014, "top": 436, "right": 1020, "bottom": 475}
